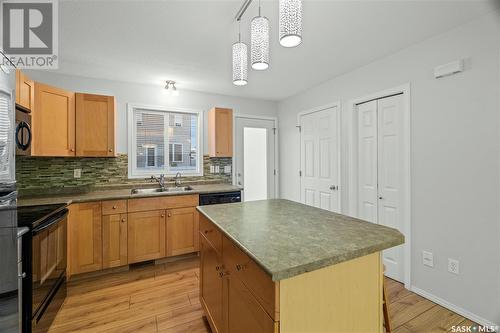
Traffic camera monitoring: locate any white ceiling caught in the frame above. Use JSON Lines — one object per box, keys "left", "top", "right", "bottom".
{"left": 57, "top": 0, "right": 497, "bottom": 101}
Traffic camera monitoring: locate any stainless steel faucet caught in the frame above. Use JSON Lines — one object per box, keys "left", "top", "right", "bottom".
{"left": 151, "top": 174, "right": 166, "bottom": 190}
{"left": 174, "top": 172, "right": 182, "bottom": 187}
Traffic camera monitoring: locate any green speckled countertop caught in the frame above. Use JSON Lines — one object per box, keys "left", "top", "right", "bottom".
{"left": 197, "top": 199, "right": 404, "bottom": 281}
{"left": 18, "top": 184, "right": 242, "bottom": 207}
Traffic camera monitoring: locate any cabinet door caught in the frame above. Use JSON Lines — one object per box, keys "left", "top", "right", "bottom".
{"left": 33, "top": 82, "right": 75, "bottom": 156}
{"left": 127, "top": 210, "right": 166, "bottom": 264}
{"left": 16, "top": 70, "right": 34, "bottom": 110}
{"left": 209, "top": 108, "right": 233, "bottom": 157}
{"left": 166, "top": 207, "right": 199, "bottom": 257}
{"left": 200, "top": 236, "right": 223, "bottom": 333}
{"left": 102, "top": 214, "right": 127, "bottom": 268}
{"left": 68, "top": 203, "right": 102, "bottom": 275}
{"left": 75, "top": 93, "right": 116, "bottom": 157}
{"left": 225, "top": 275, "right": 277, "bottom": 333}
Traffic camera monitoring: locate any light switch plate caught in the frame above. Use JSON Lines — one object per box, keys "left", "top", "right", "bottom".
{"left": 215, "top": 166, "right": 220, "bottom": 173}
{"left": 422, "top": 251, "right": 434, "bottom": 268}
{"left": 74, "top": 169, "right": 81, "bottom": 178}
{"left": 210, "top": 165, "right": 215, "bottom": 173}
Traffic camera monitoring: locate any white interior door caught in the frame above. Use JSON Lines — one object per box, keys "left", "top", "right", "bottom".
{"left": 235, "top": 117, "right": 276, "bottom": 201}
{"left": 377, "top": 95, "right": 405, "bottom": 282}
{"left": 299, "top": 107, "right": 340, "bottom": 212}
{"left": 356, "top": 94, "right": 405, "bottom": 282}
{"left": 357, "top": 100, "right": 378, "bottom": 222}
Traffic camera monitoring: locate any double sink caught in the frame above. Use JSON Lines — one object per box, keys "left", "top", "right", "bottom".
{"left": 131, "top": 186, "right": 194, "bottom": 195}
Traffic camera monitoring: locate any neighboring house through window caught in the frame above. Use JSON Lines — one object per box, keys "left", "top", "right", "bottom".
{"left": 128, "top": 105, "right": 202, "bottom": 177}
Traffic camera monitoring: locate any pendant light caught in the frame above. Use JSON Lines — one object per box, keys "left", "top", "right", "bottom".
{"left": 279, "top": 0, "right": 302, "bottom": 48}
{"left": 232, "top": 21, "right": 248, "bottom": 86}
{"left": 250, "top": 0, "right": 269, "bottom": 70}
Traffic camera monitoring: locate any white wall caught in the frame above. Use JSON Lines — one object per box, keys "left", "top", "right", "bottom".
{"left": 278, "top": 12, "right": 500, "bottom": 326}
{"left": 24, "top": 71, "right": 278, "bottom": 154}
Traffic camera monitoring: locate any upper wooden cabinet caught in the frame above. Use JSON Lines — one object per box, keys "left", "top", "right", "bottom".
{"left": 76, "top": 93, "right": 116, "bottom": 157}
{"left": 16, "top": 70, "right": 34, "bottom": 111}
{"left": 33, "top": 82, "right": 75, "bottom": 156}
{"left": 208, "top": 107, "right": 233, "bottom": 157}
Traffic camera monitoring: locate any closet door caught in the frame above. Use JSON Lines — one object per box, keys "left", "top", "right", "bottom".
{"left": 377, "top": 94, "right": 404, "bottom": 281}
{"left": 357, "top": 100, "right": 378, "bottom": 223}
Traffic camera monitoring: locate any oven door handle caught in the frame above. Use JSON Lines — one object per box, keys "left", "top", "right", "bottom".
{"left": 32, "top": 209, "right": 68, "bottom": 234}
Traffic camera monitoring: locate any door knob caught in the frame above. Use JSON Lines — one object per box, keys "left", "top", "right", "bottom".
{"left": 378, "top": 196, "right": 383, "bottom": 200}
{"left": 329, "top": 185, "right": 338, "bottom": 191}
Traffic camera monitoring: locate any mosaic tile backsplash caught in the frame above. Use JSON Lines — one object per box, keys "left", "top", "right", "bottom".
{"left": 16, "top": 154, "right": 232, "bottom": 196}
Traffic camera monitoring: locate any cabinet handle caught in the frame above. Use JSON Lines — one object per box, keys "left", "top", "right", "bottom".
{"left": 109, "top": 148, "right": 113, "bottom": 152}
{"left": 236, "top": 264, "right": 242, "bottom": 271}
{"left": 70, "top": 148, "right": 75, "bottom": 152}
{"left": 121, "top": 218, "right": 126, "bottom": 223}
{"left": 216, "top": 265, "right": 221, "bottom": 271}
{"left": 112, "top": 205, "right": 117, "bottom": 209}
{"left": 167, "top": 212, "right": 172, "bottom": 217}
{"left": 204, "top": 229, "right": 213, "bottom": 234}
{"left": 161, "top": 214, "right": 165, "bottom": 218}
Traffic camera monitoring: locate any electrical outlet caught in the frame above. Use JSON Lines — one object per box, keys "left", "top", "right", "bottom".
{"left": 73, "top": 169, "right": 81, "bottom": 178}
{"left": 448, "top": 258, "right": 460, "bottom": 274}
{"left": 215, "top": 166, "right": 220, "bottom": 173}
{"left": 224, "top": 165, "right": 232, "bottom": 174}
{"left": 422, "top": 251, "right": 434, "bottom": 267}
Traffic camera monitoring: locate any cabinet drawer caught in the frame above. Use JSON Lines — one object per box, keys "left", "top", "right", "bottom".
{"left": 128, "top": 194, "right": 198, "bottom": 213}
{"left": 223, "top": 236, "right": 279, "bottom": 320}
{"left": 199, "top": 214, "right": 222, "bottom": 255}
{"left": 102, "top": 200, "right": 127, "bottom": 215}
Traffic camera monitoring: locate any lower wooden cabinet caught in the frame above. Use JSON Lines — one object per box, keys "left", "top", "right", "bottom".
{"left": 200, "top": 236, "right": 224, "bottom": 333}
{"left": 199, "top": 215, "right": 278, "bottom": 333}
{"left": 102, "top": 214, "right": 128, "bottom": 268}
{"left": 225, "top": 274, "right": 278, "bottom": 333}
{"left": 166, "top": 207, "right": 199, "bottom": 257}
{"left": 68, "top": 202, "right": 102, "bottom": 275}
{"left": 127, "top": 210, "right": 166, "bottom": 264}
{"left": 67, "top": 195, "right": 200, "bottom": 277}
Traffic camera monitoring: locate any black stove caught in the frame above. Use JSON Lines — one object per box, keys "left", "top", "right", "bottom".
{"left": 15, "top": 204, "right": 68, "bottom": 333}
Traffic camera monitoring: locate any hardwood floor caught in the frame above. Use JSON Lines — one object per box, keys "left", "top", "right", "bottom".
{"left": 48, "top": 257, "right": 479, "bottom": 333}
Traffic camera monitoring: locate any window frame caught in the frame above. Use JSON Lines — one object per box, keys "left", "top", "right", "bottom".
{"left": 127, "top": 103, "right": 203, "bottom": 178}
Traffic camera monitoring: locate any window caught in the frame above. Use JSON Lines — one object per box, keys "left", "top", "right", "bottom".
{"left": 169, "top": 143, "right": 183, "bottom": 163}
{"left": 128, "top": 105, "right": 202, "bottom": 177}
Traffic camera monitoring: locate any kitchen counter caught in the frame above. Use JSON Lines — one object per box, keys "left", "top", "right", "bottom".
{"left": 18, "top": 183, "right": 242, "bottom": 207}
{"left": 197, "top": 199, "right": 404, "bottom": 281}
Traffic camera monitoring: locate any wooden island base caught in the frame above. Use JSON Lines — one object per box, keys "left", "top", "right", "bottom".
{"left": 199, "top": 215, "right": 384, "bottom": 333}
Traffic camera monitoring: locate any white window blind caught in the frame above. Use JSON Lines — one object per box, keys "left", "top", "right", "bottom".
{"left": 129, "top": 106, "right": 202, "bottom": 177}
{"left": 0, "top": 92, "right": 12, "bottom": 181}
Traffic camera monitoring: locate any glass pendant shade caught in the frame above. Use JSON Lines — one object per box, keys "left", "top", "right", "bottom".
{"left": 251, "top": 15, "right": 269, "bottom": 70}
{"left": 279, "top": 0, "right": 302, "bottom": 48}
{"left": 232, "top": 41, "right": 248, "bottom": 86}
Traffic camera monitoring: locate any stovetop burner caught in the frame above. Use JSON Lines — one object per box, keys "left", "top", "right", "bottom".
{"left": 17, "top": 203, "right": 67, "bottom": 229}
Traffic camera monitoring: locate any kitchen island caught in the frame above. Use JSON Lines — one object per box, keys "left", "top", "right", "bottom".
{"left": 197, "top": 199, "right": 404, "bottom": 333}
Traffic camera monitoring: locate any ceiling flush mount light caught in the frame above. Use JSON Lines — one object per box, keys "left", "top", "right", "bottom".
{"left": 251, "top": 0, "right": 269, "bottom": 70}
{"left": 279, "top": 0, "right": 302, "bottom": 48}
{"left": 164, "top": 80, "right": 179, "bottom": 96}
{"left": 232, "top": 22, "right": 248, "bottom": 86}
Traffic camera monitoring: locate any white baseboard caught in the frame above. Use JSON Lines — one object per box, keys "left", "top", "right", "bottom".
{"left": 410, "top": 286, "right": 498, "bottom": 328}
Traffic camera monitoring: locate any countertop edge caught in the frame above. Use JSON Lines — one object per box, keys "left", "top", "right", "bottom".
{"left": 18, "top": 185, "right": 243, "bottom": 207}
